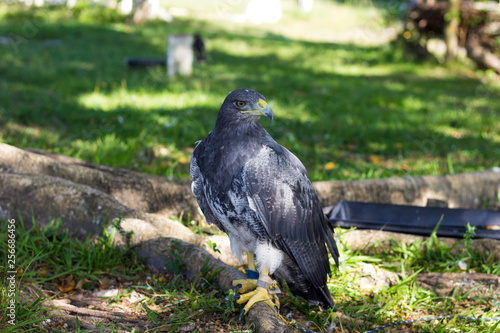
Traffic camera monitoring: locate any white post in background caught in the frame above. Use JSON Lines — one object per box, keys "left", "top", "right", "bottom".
{"left": 119, "top": 0, "right": 134, "bottom": 15}
{"left": 67, "top": 0, "right": 78, "bottom": 9}
{"left": 25, "top": 0, "right": 45, "bottom": 6}
{"left": 298, "top": 0, "right": 313, "bottom": 13}
{"left": 167, "top": 34, "right": 193, "bottom": 77}
{"left": 148, "top": 0, "right": 160, "bottom": 14}
{"left": 246, "top": 0, "right": 282, "bottom": 24}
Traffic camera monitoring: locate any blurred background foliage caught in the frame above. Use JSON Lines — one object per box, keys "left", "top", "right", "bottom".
{"left": 0, "top": 0, "right": 499, "bottom": 182}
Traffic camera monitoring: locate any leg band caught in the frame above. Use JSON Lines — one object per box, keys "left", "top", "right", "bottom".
{"left": 246, "top": 268, "right": 260, "bottom": 279}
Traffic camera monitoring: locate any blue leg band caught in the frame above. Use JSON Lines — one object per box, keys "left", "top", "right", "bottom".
{"left": 246, "top": 268, "right": 259, "bottom": 279}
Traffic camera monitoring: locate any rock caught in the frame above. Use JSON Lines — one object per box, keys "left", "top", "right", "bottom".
{"left": 350, "top": 263, "right": 398, "bottom": 291}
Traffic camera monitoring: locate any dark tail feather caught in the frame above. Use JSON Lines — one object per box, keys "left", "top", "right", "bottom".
{"left": 288, "top": 282, "right": 334, "bottom": 309}
{"left": 274, "top": 255, "right": 335, "bottom": 309}
{"left": 323, "top": 212, "right": 340, "bottom": 267}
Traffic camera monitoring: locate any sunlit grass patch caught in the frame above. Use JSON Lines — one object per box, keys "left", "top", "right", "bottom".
{"left": 1, "top": 2, "right": 499, "bottom": 181}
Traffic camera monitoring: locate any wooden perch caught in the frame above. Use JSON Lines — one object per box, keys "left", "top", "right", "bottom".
{"left": 136, "top": 237, "right": 294, "bottom": 333}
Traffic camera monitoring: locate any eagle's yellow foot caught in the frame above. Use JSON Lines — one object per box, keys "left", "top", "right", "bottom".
{"left": 234, "top": 275, "right": 281, "bottom": 322}
{"left": 236, "top": 285, "right": 280, "bottom": 321}
{"left": 232, "top": 278, "right": 257, "bottom": 294}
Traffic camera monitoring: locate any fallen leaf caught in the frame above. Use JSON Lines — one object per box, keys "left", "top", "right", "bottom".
{"left": 153, "top": 277, "right": 167, "bottom": 282}
{"left": 369, "top": 155, "right": 381, "bottom": 164}
{"left": 58, "top": 275, "right": 75, "bottom": 292}
{"left": 75, "top": 278, "right": 91, "bottom": 290}
{"left": 58, "top": 285, "right": 74, "bottom": 293}
{"left": 98, "top": 277, "right": 115, "bottom": 290}
{"left": 325, "top": 162, "right": 335, "bottom": 170}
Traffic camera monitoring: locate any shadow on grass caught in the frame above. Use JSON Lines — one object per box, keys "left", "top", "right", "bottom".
{"left": 0, "top": 11, "right": 498, "bottom": 180}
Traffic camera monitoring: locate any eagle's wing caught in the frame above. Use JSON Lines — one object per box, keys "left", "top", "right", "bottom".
{"left": 243, "top": 145, "right": 339, "bottom": 288}
{"left": 190, "top": 144, "right": 228, "bottom": 234}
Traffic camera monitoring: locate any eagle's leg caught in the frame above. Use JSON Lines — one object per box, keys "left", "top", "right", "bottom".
{"left": 247, "top": 251, "right": 256, "bottom": 270}
{"left": 233, "top": 263, "right": 281, "bottom": 321}
{"left": 232, "top": 252, "right": 258, "bottom": 293}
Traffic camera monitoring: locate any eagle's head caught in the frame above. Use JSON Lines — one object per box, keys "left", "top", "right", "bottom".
{"left": 218, "top": 89, "right": 274, "bottom": 124}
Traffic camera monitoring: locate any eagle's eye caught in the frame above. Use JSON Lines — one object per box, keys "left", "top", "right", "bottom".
{"left": 235, "top": 100, "right": 247, "bottom": 108}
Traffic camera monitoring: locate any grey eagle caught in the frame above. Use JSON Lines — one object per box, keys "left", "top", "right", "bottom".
{"left": 190, "top": 89, "right": 339, "bottom": 318}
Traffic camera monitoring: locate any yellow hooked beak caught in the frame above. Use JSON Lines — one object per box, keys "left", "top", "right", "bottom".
{"left": 240, "top": 99, "right": 274, "bottom": 123}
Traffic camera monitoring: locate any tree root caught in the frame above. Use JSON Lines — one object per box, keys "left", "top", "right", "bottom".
{"left": 2, "top": 142, "right": 500, "bottom": 332}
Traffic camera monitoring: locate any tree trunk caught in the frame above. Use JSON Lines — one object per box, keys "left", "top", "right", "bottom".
{"left": 2, "top": 144, "right": 200, "bottom": 221}
{"left": 466, "top": 30, "right": 500, "bottom": 73}
{"left": 314, "top": 170, "right": 500, "bottom": 210}
{"left": 405, "top": 1, "right": 500, "bottom": 73}
{"left": 445, "top": 0, "right": 460, "bottom": 61}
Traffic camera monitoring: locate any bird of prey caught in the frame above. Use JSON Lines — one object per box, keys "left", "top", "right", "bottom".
{"left": 190, "top": 89, "right": 339, "bottom": 319}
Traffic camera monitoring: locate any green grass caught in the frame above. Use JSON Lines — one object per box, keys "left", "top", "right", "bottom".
{"left": 1, "top": 218, "right": 499, "bottom": 332}
{"left": 10, "top": 218, "right": 143, "bottom": 286}
{"left": 321, "top": 226, "right": 500, "bottom": 333}
{"left": 0, "top": 1, "right": 499, "bottom": 182}
{"left": 0, "top": 217, "right": 145, "bottom": 332}
{"left": 0, "top": 217, "right": 246, "bottom": 332}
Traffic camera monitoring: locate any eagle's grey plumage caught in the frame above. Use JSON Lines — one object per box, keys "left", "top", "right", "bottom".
{"left": 190, "top": 89, "right": 339, "bottom": 308}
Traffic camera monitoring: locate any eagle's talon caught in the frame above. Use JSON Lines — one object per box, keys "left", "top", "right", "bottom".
{"left": 273, "top": 294, "right": 280, "bottom": 310}
{"left": 237, "top": 285, "right": 278, "bottom": 319}
{"left": 233, "top": 283, "right": 242, "bottom": 294}
{"left": 239, "top": 308, "right": 246, "bottom": 323}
